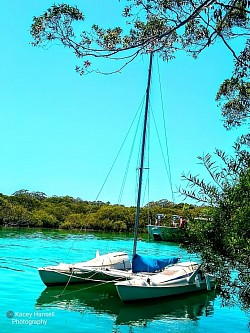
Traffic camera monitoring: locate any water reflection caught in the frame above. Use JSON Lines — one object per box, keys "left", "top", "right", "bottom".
{"left": 36, "top": 284, "right": 216, "bottom": 326}
{"left": 0, "top": 226, "right": 134, "bottom": 241}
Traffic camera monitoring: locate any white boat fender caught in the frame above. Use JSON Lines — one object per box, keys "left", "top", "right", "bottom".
{"left": 195, "top": 274, "right": 201, "bottom": 288}
{"left": 187, "top": 266, "right": 201, "bottom": 284}
{"left": 205, "top": 275, "right": 211, "bottom": 290}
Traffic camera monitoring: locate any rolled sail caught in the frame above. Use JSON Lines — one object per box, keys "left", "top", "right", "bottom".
{"left": 132, "top": 254, "right": 179, "bottom": 273}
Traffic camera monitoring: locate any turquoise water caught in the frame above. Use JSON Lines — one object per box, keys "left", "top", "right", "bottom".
{"left": 0, "top": 227, "right": 249, "bottom": 333}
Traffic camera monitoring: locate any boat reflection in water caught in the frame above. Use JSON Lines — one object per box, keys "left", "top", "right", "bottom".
{"left": 36, "top": 283, "right": 216, "bottom": 326}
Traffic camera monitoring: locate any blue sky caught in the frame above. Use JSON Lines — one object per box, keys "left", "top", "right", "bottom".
{"left": 0, "top": 1, "right": 246, "bottom": 206}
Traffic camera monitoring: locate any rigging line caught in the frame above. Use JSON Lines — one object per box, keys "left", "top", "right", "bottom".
{"left": 58, "top": 270, "right": 109, "bottom": 297}
{"left": 141, "top": 171, "right": 150, "bottom": 208}
{"left": 134, "top": 100, "right": 150, "bottom": 206}
{"left": 54, "top": 276, "right": 126, "bottom": 298}
{"left": 118, "top": 96, "right": 146, "bottom": 204}
{"left": 156, "top": 57, "right": 175, "bottom": 203}
{"left": 133, "top": 52, "right": 153, "bottom": 256}
{"left": 151, "top": 109, "right": 173, "bottom": 196}
{"left": 141, "top": 103, "right": 151, "bottom": 209}
{"left": 66, "top": 95, "right": 146, "bottom": 255}
{"left": 147, "top": 102, "right": 151, "bottom": 203}
{"left": 133, "top": 98, "right": 147, "bottom": 206}
{"left": 94, "top": 94, "right": 146, "bottom": 204}
{"left": 146, "top": 105, "right": 151, "bottom": 224}
{"left": 59, "top": 268, "right": 75, "bottom": 297}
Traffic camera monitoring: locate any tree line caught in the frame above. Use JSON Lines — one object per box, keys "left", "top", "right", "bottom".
{"left": 0, "top": 191, "right": 206, "bottom": 232}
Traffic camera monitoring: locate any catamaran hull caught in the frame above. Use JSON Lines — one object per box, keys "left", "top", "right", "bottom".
{"left": 38, "top": 251, "right": 132, "bottom": 286}
{"left": 116, "top": 278, "right": 215, "bottom": 302}
{"left": 39, "top": 268, "right": 89, "bottom": 286}
{"left": 38, "top": 268, "right": 119, "bottom": 286}
{"left": 38, "top": 267, "right": 131, "bottom": 286}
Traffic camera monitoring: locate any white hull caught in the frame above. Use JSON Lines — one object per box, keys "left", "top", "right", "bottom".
{"left": 38, "top": 252, "right": 132, "bottom": 286}
{"left": 115, "top": 262, "right": 215, "bottom": 302}
{"left": 116, "top": 278, "right": 215, "bottom": 302}
{"left": 38, "top": 266, "right": 133, "bottom": 286}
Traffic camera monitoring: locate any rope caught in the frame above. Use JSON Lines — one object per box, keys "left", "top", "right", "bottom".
{"left": 59, "top": 268, "right": 76, "bottom": 297}
{"left": 117, "top": 96, "right": 145, "bottom": 204}
{"left": 66, "top": 94, "right": 146, "bottom": 255}
{"left": 50, "top": 269, "right": 158, "bottom": 299}
{"left": 141, "top": 102, "right": 151, "bottom": 209}
{"left": 156, "top": 57, "right": 175, "bottom": 203}
{"left": 53, "top": 274, "right": 127, "bottom": 299}
{"left": 151, "top": 110, "right": 173, "bottom": 188}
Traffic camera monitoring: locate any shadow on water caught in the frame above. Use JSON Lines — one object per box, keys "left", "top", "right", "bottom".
{"left": 36, "top": 283, "right": 216, "bottom": 326}
{"left": 0, "top": 226, "right": 135, "bottom": 241}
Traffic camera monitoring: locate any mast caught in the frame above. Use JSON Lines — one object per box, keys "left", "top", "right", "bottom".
{"left": 133, "top": 52, "right": 153, "bottom": 256}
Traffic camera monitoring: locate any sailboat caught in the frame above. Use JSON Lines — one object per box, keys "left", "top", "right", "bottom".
{"left": 38, "top": 251, "right": 132, "bottom": 286}
{"left": 37, "top": 52, "right": 179, "bottom": 287}
{"left": 115, "top": 52, "right": 215, "bottom": 302}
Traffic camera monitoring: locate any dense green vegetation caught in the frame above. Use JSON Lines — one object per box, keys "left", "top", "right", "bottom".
{"left": 0, "top": 191, "right": 206, "bottom": 232}
{"left": 30, "top": 1, "right": 250, "bottom": 129}
{"left": 181, "top": 138, "right": 250, "bottom": 311}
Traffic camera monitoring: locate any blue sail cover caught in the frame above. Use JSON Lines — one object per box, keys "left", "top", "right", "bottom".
{"left": 132, "top": 254, "right": 179, "bottom": 273}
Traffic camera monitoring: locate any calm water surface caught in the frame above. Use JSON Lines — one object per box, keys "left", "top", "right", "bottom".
{"left": 0, "top": 227, "right": 249, "bottom": 333}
